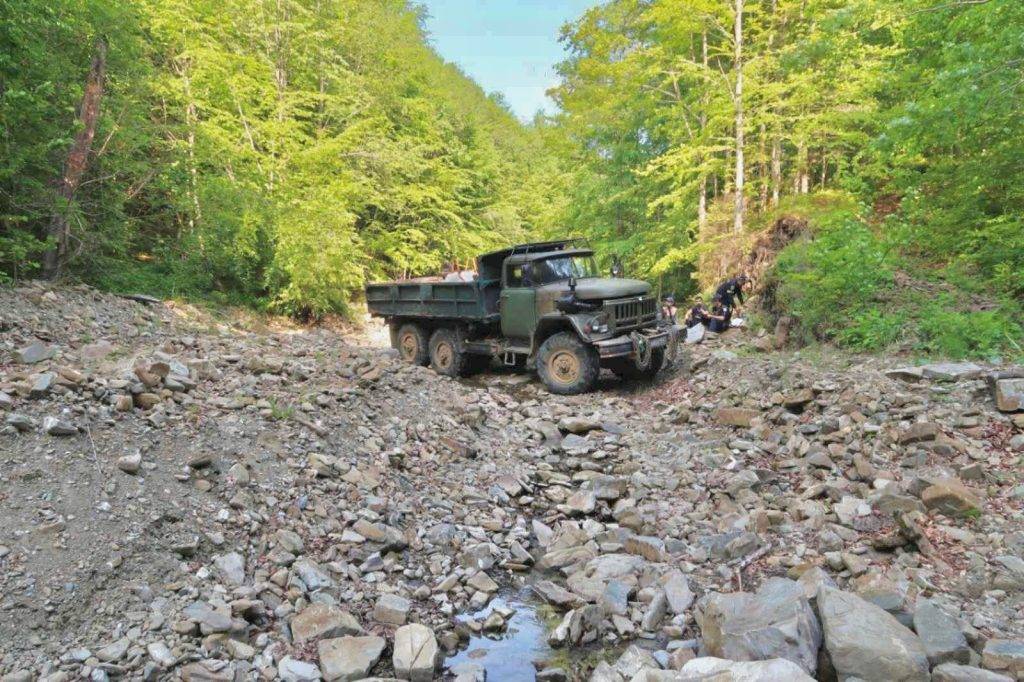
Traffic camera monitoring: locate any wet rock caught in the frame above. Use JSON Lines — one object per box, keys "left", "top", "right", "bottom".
{"left": 817, "top": 586, "right": 929, "bottom": 681}
{"left": 697, "top": 577, "right": 821, "bottom": 674}
{"left": 317, "top": 636, "right": 385, "bottom": 682}
{"left": 392, "top": 623, "right": 438, "bottom": 682}
{"left": 913, "top": 599, "right": 970, "bottom": 666}
{"left": 533, "top": 580, "right": 583, "bottom": 610}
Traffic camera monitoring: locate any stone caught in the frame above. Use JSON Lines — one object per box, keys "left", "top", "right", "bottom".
{"left": 662, "top": 570, "right": 695, "bottom": 614}
{"left": 922, "top": 480, "right": 982, "bottom": 517}
{"left": 117, "top": 452, "right": 142, "bottom": 475}
{"left": 30, "top": 372, "right": 55, "bottom": 398}
{"left": 15, "top": 342, "right": 54, "bottom": 364}
{"left": 697, "top": 578, "right": 821, "bottom": 674}
{"left": 213, "top": 552, "right": 246, "bottom": 585}
{"left": 466, "top": 571, "right": 499, "bottom": 593}
{"left": 450, "top": 662, "right": 486, "bottom": 682}
{"left": 278, "top": 656, "right": 322, "bottom": 682}
{"left": 392, "top": 623, "right": 438, "bottom": 682}
{"left": 716, "top": 407, "right": 761, "bottom": 428}
{"left": 613, "top": 645, "right": 660, "bottom": 678}
{"left": 558, "top": 416, "right": 602, "bottom": 434}
{"left": 817, "top": 586, "right": 929, "bottom": 682}
{"left": 913, "top": 599, "right": 970, "bottom": 666}
{"left": 921, "top": 362, "right": 984, "bottom": 381}
{"left": 932, "top": 663, "right": 1014, "bottom": 682}
{"left": 982, "top": 640, "right": 1024, "bottom": 678}
{"left": 563, "top": 489, "right": 596, "bottom": 515}
{"left": 42, "top": 416, "right": 76, "bottom": 436}
{"left": 641, "top": 590, "right": 668, "bottom": 631}
{"left": 994, "top": 379, "right": 1024, "bottom": 412}
{"left": 317, "top": 636, "right": 385, "bottom": 682}
{"left": 291, "top": 603, "right": 362, "bottom": 643}
{"left": 623, "top": 535, "right": 668, "bottom": 562}
{"left": 899, "top": 422, "right": 940, "bottom": 445}
{"left": 677, "top": 657, "right": 816, "bottom": 681}
{"left": 783, "top": 389, "right": 815, "bottom": 409}
{"left": 533, "top": 580, "right": 583, "bottom": 610}
{"left": 147, "top": 641, "right": 176, "bottom": 667}
{"left": 373, "top": 593, "right": 411, "bottom": 625}
{"left": 294, "top": 558, "right": 335, "bottom": 590}
{"left": 96, "top": 638, "right": 130, "bottom": 662}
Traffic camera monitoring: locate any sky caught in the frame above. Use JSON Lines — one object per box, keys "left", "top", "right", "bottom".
{"left": 418, "top": 0, "right": 598, "bottom": 121}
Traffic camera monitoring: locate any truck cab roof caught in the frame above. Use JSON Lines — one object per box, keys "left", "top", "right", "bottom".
{"left": 477, "top": 239, "right": 590, "bottom": 281}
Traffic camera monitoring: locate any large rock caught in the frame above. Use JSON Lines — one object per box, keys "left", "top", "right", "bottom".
{"left": 921, "top": 362, "right": 984, "bottom": 381}
{"left": 715, "top": 407, "right": 761, "bottom": 428}
{"left": 994, "top": 378, "right": 1024, "bottom": 412}
{"left": 817, "top": 586, "right": 929, "bottom": 681}
{"left": 899, "top": 422, "right": 940, "bottom": 445}
{"left": 921, "top": 479, "right": 982, "bottom": 517}
{"left": 15, "top": 342, "right": 54, "bottom": 364}
{"left": 696, "top": 578, "right": 821, "bottom": 674}
{"left": 932, "top": 663, "right": 1014, "bottom": 682}
{"left": 278, "top": 656, "right": 321, "bottom": 681}
{"left": 212, "top": 552, "right": 246, "bottom": 586}
{"left": 372, "top": 593, "right": 411, "bottom": 625}
{"left": 392, "top": 623, "right": 438, "bottom": 682}
{"left": 982, "top": 640, "right": 1024, "bottom": 678}
{"left": 291, "top": 603, "right": 362, "bottom": 643}
{"left": 317, "top": 636, "right": 385, "bottom": 682}
{"left": 676, "top": 656, "right": 816, "bottom": 681}
{"left": 913, "top": 599, "right": 970, "bottom": 666}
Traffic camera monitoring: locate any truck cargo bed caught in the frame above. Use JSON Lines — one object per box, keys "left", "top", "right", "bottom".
{"left": 365, "top": 280, "right": 499, "bottom": 321}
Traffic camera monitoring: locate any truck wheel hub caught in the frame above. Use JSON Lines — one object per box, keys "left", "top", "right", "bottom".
{"left": 549, "top": 350, "right": 580, "bottom": 384}
{"left": 399, "top": 333, "right": 418, "bottom": 361}
{"left": 435, "top": 343, "right": 453, "bottom": 369}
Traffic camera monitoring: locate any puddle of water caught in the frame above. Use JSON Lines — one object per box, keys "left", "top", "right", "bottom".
{"left": 444, "top": 588, "right": 553, "bottom": 681}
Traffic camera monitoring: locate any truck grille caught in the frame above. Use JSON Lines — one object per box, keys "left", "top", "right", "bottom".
{"left": 606, "top": 296, "right": 658, "bottom": 331}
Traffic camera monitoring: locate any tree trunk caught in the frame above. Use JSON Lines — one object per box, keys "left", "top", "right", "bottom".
{"left": 698, "top": 31, "right": 709, "bottom": 233}
{"left": 758, "top": 124, "right": 768, "bottom": 212}
{"left": 796, "top": 141, "right": 809, "bottom": 194}
{"left": 732, "top": 0, "right": 745, "bottom": 234}
{"left": 43, "top": 38, "right": 107, "bottom": 279}
{"left": 771, "top": 138, "right": 782, "bottom": 208}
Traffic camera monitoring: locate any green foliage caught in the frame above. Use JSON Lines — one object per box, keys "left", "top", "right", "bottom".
{"left": 772, "top": 209, "right": 895, "bottom": 341}
{"left": 2, "top": 0, "right": 545, "bottom": 316}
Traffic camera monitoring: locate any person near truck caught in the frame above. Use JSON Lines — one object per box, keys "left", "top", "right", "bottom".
{"left": 684, "top": 296, "right": 710, "bottom": 328}
{"left": 661, "top": 295, "right": 679, "bottom": 323}
{"left": 711, "top": 274, "right": 751, "bottom": 329}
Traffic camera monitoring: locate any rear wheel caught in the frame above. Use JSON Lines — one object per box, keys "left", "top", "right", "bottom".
{"left": 395, "top": 323, "right": 429, "bottom": 366}
{"left": 429, "top": 328, "right": 468, "bottom": 377}
{"left": 537, "top": 332, "right": 600, "bottom": 395}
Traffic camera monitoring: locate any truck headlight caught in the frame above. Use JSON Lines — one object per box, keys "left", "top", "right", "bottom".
{"left": 585, "top": 315, "right": 610, "bottom": 335}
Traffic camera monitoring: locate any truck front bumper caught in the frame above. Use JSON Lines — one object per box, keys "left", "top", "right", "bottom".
{"left": 592, "top": 328, "right": 671, "bottom": 359}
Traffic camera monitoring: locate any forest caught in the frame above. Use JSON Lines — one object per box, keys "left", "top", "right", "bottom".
{"left": 2, "top": 0, "right": 1022, "bottom": 356}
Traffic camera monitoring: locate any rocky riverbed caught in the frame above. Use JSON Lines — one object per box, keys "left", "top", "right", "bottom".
{"left": 1, "top": 282, "right": 1023, "bottom": 682}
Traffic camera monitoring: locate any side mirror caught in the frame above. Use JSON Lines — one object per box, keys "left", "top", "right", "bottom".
{"left": 569, "top": 276, "right": 578, "bottom": 293}
{"left": 610, "top": 256, "right": 623, "bottom": 278}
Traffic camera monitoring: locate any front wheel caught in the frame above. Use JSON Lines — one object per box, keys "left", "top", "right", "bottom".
{"left": 429, "top": 327, "right": 468, "bottom": 377}
{"left": 610, "top": 347, "right": 665, "bottom": 382}
{"left": 537, "top": 332, "right": 600, "bottom": 395}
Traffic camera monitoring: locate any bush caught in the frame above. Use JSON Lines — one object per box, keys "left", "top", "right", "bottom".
{"left": 913, "top": 300, "right": 1022, "bottom": 359}
{"left": 771, "top": 208, "right": 895, "bottom": 343}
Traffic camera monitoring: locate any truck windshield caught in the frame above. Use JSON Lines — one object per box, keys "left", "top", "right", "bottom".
{"left": 532, "top": 255, "right": 599, "bottom": 285}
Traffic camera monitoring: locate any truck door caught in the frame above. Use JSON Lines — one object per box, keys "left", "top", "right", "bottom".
{"left": 500, "top": 262, "right": 537, "bottom": 340}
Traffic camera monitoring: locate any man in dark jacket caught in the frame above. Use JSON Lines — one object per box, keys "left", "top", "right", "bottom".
{"left": 713, "top": 274, "right": 749, "bottom": 310}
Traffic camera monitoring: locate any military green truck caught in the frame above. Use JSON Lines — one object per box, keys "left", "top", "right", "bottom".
{"left": 365, "top": 240, "right": 671, "bottom": 394}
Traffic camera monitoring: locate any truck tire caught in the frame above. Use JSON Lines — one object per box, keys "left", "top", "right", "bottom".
{"left": 395, "top": 323, "right": 429, "bottom": 366}
{"left": 537, "top": 332, "right": 600, "bottom": 395}
{"left": 611, "top": 347, "right": 665, "bottom": 382}
{"left": 429, "top": 328, "right": 467, "bottom": 377}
